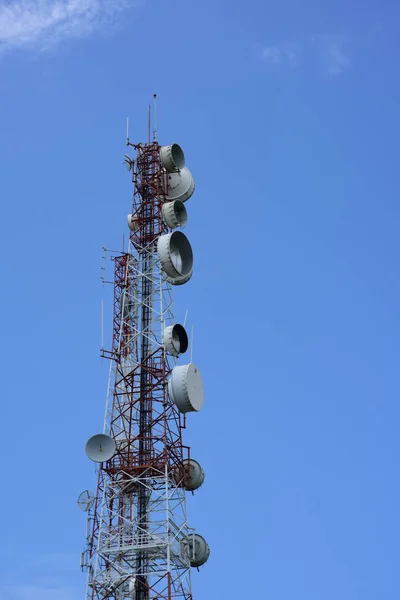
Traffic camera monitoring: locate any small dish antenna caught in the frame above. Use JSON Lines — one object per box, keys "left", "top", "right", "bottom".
{"left": 124, "top": 155, "right": 133, "bottom": 171}
{"left": 162, "top": 324, "right": 189, "bottom": 357}
{"left": 174, "top": 459, "right": 205, "bottom": 491}
{"left": 77, "top": 489, "right": 95, "bottom": 512}
{"left": 182, "top": 533, "right": 210, "bottom": 567}
{"left": 85, "top": 434, "right": 116, "bottom": 463}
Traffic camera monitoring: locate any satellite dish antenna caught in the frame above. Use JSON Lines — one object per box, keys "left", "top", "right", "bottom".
{"left": 77, "top": 489, "right": 95, "bottom": 512}
{"left": 85, "top": 434, "right": 116, "bottom": 463}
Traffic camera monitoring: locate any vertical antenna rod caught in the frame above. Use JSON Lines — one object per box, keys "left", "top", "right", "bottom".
{"left": 148, "top": 104, "right": 151, "bottom": 144}
{"left": 153, "top": 94, "right": 157, "bottom": 142}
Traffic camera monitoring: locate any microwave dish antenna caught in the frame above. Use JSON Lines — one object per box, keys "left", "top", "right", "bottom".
{"left": 166, "top": 167, "right": 195, "bottom": 203}
{"left": 160, "top": 144, "right": 185, "bottom": 172}
{"left": 77, "top": 489, "right": 95, "bottom": 512}
{"left": 85, "top": 434, "right": 116, "bottom": 463}
{"left": 162, "top": 200, "right": 188, "bottom": 229}
{"left": 168, "top": 363, "right": 204, "bottom": 414}
{"left": 163, "top": 323, "right": 189, "bottom": 356}
{"left": 158, "top": 231, "right": 193, "bottom": 279}
{"left": 183, "top": 533, "right": 210, "bottom": 568}
{"left": 174, "top": 459, "right": 205, "bottom": 491}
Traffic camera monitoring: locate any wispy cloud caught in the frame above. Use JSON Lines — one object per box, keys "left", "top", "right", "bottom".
{"left": 261, "top": 44, "right": 297, "bottom": 67}
{"left": 0, "top": 0, "right": 137, "bottom": 53}
{"left": 259, "top": 35, "right": 353, "bottom": 76}
{"left": 325, "top": 39, "right": 352, "bottom": 75}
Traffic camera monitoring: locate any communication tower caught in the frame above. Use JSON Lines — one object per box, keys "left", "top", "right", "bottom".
{"left": 78, "top": 100, "right": 209, "bottom": 600}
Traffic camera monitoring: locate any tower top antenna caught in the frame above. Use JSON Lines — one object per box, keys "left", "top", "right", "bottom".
{"left": 153, "top": 94, "right": 157, "bottom": 142}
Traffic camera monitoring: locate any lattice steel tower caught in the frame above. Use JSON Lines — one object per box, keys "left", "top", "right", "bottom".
{"left": 78, "top": 103, "right": 209, "bottom": 600}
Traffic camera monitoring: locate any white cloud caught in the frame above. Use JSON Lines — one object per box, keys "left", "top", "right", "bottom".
{"left": 0, "top": 0, "right": 137, "bottom": 52}
{"left": 261, "top": 44, "right": 297, "bottom": 67}
{"left": 260, "top": 36, "right": 353, "bottom": 75}
{"left": 312, "top": 34, "right": 352, "bottom": 75}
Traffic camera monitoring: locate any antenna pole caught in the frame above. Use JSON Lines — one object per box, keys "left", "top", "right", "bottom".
{"left": 153, "top": 94, "right": 157, "bottom": 141}
{"left": 148, "top": 104, "right": 151, "bottom": 144}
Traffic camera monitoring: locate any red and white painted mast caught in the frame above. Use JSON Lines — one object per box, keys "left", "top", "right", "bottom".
{"left": 78, "top": 102, "right": 209, "bottom": 600}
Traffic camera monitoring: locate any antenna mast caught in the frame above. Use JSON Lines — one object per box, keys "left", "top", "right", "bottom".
{"left": 79, "top": 103, "right": 209, "bottom": 600}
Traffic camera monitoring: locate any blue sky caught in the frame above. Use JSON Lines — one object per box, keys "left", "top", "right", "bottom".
{"left": 1, "top": 0, "right": 400, "bottom": 599}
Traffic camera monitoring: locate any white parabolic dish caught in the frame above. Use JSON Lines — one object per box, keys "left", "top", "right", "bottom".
{"left": 162, "top": 324, "right": 189, "bottom": 357}
{"left": 160, "top": 144, "right": 185, "bottom": 172}
{"left": 165, "top": 167, "right": 195, "bottom": 203}
{"left": 157, "top": 232, "right": 193, "bottom": 279}
{"left": 162, "top": 200, "right": 188, "bottom": 229}
{"left": 85, "top": 434, "right": 116, "bottom": 463}
{"left": 168, "top": 363, "right": 204, "bottom": 414}
{"left": 77, "top": 489, "right": 95, "bottom": 512}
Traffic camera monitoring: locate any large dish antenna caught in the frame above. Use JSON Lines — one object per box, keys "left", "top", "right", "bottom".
{"left": 85, "top": 434, "right": 116, "bottom": 463}
{"left": 162, "top": 324, "right": 189, "bottom": 357}
{"left": 166, "top": 167, "right": 195, "bottom": 203}
{"left": 183, "top": 533, "right": 210, "bottom": 567}
{"left": 168, "top": 363, "right": 204, "bottom": 414}
{"left": 162, "top": 200, "right": 188, "bottom": 229}
{"left": 160, "top": 144, "right": 185, "bottom": 172}
{"left": 158, "top": 232, "right": 193, "bottom": 279}
{"left": 174, "top": 459, "right": 205, "bottom": 491}
{"left": 77, "top": 489, "right": 95, "bottom": 512}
